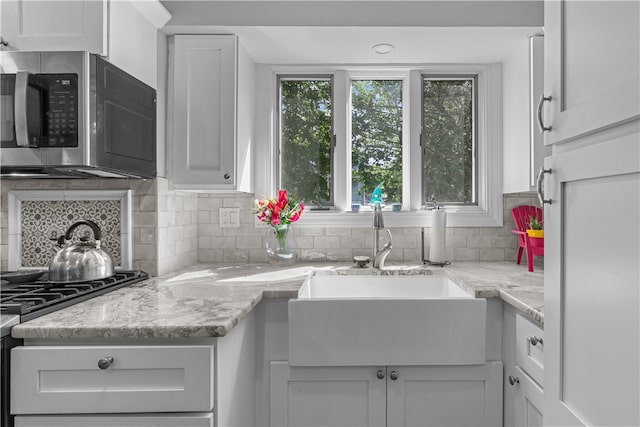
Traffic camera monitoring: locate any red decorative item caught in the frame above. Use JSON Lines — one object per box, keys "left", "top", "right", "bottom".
{"left": 511, "top": 205, "right": 544, "bottom": 272}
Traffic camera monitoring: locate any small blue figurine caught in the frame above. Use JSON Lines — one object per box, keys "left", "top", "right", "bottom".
{"left": 370, "top": 182, "right": 385, "bottom": 206}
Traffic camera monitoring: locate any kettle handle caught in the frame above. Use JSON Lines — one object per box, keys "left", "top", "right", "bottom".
{"left": 64, "top": 220, "right": 103, "bottom": 246}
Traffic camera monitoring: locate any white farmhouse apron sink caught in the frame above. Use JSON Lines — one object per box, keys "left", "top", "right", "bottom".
{"left": 289, "top": 274, "right": 486, "bottom": 366}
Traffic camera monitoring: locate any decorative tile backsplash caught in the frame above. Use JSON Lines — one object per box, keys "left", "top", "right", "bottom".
{"left": 20, "top": 200, "right": 122, "bottom": 267}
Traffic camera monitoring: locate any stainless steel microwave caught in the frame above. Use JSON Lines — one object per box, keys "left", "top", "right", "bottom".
{"left": 0, "top": 51, "right": 156, "bottom": 178}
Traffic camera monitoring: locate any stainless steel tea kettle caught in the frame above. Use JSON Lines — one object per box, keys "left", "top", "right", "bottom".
{"left": 49, "top": 220, "right": 114, "bottom": 283}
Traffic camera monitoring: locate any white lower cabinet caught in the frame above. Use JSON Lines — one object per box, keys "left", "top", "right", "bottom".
{"left": 10, "top": 302, "right": 259, "bottom": 427}
{"left": 503, "top": 304, "right": 544, "bottom": 427}
{"left": 15, "top": 413, "right": 214, "bottom": 427}
{"left": 270, "top": 361, "right": 502, "bottom": 427}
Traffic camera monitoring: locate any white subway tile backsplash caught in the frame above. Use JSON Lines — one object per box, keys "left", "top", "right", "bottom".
{"left": 467, "top": 236, "right": 493, "bottom": 248}
{"left": 446, "top": 235, "right": 468, "bottom": 249}
{"left": 454, "top": 248, "right": 480, "bottom": 261}
{"left": 236, "top": 235, "right": 263, "bottom": 249}
{"left": 480, "top": 248, "right": 506, "bottom": 261}
{"left": 293, "top": 236, "right": 315, "bottom": 249}
{"left": 390, "top": 234, "right": 418, "bottom": 249}
{"left": 300, "top": 249, "right": 327, "bottom": 262}
{"left": 313, "top": 236, "right": 341, "bottom": 249}
{"left": 492, "top": 235, "right": 517, "bottom": 248}
{"left": 224, "top": 249, "right": 249, "bottom": 262}
{"left": 1, "top": 178, "right": 536, "bottom": 274}
{"left": 200, "top": 249, "right": 224, "bottom": 263}
{"left": 198, "top": 197, "right": 223, "bottom": 211}
{"left": 327, "top": 248, "right": 353, "bottom": 261}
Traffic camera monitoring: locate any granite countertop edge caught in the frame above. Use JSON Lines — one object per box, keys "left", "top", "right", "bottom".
{"left": 11, "top": 261, "right": 543, "bottom": 340}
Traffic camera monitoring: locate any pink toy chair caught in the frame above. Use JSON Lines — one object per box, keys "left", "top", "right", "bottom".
{"left": 511, "top": 205, "right": 544, "bottom": 272}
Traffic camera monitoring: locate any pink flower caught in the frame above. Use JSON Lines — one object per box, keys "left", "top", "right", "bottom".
{"left": 254, "top": 189, "right": 304, "bottom": 226}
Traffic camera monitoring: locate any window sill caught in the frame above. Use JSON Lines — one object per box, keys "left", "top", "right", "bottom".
{"left": 295, "top": 206, "right": 502, "bottom": 228}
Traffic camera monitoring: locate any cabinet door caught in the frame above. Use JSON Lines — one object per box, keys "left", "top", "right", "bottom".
{"left": 15, "top": 413, "right": 214, "bottom": 427}
{"left": 0, "top": 0, "right": 106, "bottom": 53}
{"left": 544, "top": 134, "right": 639, "bottom": 425}
{"left": 269, "top": 361, "right": 386, "bottom": 427}
{"left": 543, "top": 1, "right": 639, "bottom": 145}
{"left": 386, "top": 362, "right": 503, "bottom": 427}
{"left": 503, "top": 35, "right": 548, "bottom": 193}
{"left": 170, "top": 35, "right": 237, "bottom": 189}
{"left": 513, "top": 367, "right": 543, "bottom": 427}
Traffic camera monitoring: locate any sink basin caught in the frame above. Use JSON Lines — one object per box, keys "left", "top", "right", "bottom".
{"left": 289, "top": 273, "right": 486, "bottom": 366}
{"left": 298, "top": 274, "right": 472, "bottom": 299}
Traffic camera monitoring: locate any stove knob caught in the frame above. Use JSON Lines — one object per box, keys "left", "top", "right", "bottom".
{"left": 98, "top": 356, "right": 114, "bottom": 370}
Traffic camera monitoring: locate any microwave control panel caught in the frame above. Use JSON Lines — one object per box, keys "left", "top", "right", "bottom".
{"left": 41, "top": 74, "right": 78, "bottom": 147}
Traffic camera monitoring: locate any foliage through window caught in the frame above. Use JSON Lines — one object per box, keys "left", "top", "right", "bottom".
{"left": 351, "top": 80, "right": 403, "bottom": 205}
{"left": 422, "top": 77, "right": 476, "bottom": 205}
{"left": 278, "top": 77, "right": 333, "bottom": 206}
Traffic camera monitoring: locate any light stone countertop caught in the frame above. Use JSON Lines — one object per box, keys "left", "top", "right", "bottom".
{"left": 11, "top": 261, "right": 543, "bottom": 340}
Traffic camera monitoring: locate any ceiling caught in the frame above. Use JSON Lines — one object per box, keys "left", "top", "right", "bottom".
{"left": 161, "top": 1, "right": 543, "bottom": 64}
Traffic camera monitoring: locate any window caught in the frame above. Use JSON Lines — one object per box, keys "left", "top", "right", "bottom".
{"left": 278, "top": 77, "right": 333, "bottom": 206}
{"left": 351, "top": 80, "right": 403, "bottom": 205}
{"left": 262, "top": 65, "right": 502, "bottom": 227}
{"left": 422, "top": 77, "right": 476, "bottom": 205}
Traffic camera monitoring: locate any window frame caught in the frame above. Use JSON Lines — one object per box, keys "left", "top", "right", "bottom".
{"left": 421, "top": 74, "right": 478, "bottom": 206}
{"left": 276, "top": 74, "right": 335, "bottom": 208}
{"left": 255, "top": 64, "right": 503, "bottom": 227}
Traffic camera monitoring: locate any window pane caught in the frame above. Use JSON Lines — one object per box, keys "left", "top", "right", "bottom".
{"left": 351, "top": 80, "right": 403, "bottom": 205}
{"left": 280, "top": 78, "right": 333, "bottom": 205}
{"left": 422, "top": 78, "right": 475, "bottom": 204}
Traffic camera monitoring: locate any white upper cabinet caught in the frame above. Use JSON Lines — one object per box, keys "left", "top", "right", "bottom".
{"left": 0, "top": 0, "right": 107, "bottom": 53}
{"left": 542, "top": 0, "right": 640, "bottom": 145}
{"left": 0, "top": 0, "right": 170, "bottom": 88}
{"left": 503, "top": 35, "right": 549, "bottom": 193}
{"left": 169, "top": 35, "right": 237, "bottom": 190}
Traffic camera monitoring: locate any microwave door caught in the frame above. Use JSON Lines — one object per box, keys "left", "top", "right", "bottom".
{"left": 0, "top": 72, "right": 41, "bottom": 168}
{"left": 0, "top": 71, "right": 42, "bottom": 148}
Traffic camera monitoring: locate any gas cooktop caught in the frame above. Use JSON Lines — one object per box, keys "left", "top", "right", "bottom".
{"left": 0, "top": 270, "right": 148, "bottom": 322}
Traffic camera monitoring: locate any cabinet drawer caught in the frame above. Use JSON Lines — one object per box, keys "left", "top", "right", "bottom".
{"left": 11, "top": 345, "right": 214, "bottom": 414}
{"left": 515, "top": 314, "right": 544, "bottom": 386}
{"left": 16, "top": 413, "right": 214, "bottom": 427}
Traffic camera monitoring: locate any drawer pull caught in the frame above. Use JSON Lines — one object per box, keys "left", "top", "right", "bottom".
{"left": 389, "top": 371, "right": 399, "bottom": 381}
{"left": 508, "top": 375, "right": 520, "bottom": 386}
{"left": 377, "top": 369, "right": 385, "bottom": 380}
{"left": 98, "top": 356, "right": 114, "bottom": 370}
{"left": 529, "top": 336, "right": 543, "bottom": 346}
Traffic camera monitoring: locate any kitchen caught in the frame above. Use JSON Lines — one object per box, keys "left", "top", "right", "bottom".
{"left": 0, "top": 1, "right": 638, "bottom": 426}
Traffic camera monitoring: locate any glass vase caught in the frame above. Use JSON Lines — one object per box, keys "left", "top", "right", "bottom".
{"left": 266, "top": 224, "right": 296, "bottom": 266}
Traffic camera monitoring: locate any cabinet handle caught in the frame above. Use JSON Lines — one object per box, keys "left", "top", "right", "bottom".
{"left": 529, "top": 336, "right": 543, "bottom": 346}
{"left": 389, "top": 371, "right": 398, "bottom": 381}
{"left": 536, "top": 167, "right": 552, "bottom": 206}
{"left": 537, "top": 95, "right": 552, "bottom": 133}
{"left": 508, "top": 375, "right": 520, "bottom": 386}
{"left": 0, "top": 37, "right": 8, "bottom": 47}
{"left": 97, "top": 356, "right": 114, "bottom": 370}
{"left": 377, "top": 369, "right": 385, "bottom": 380}
{"left": 224, "top": 173, "right": 231, "bottom": 180}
